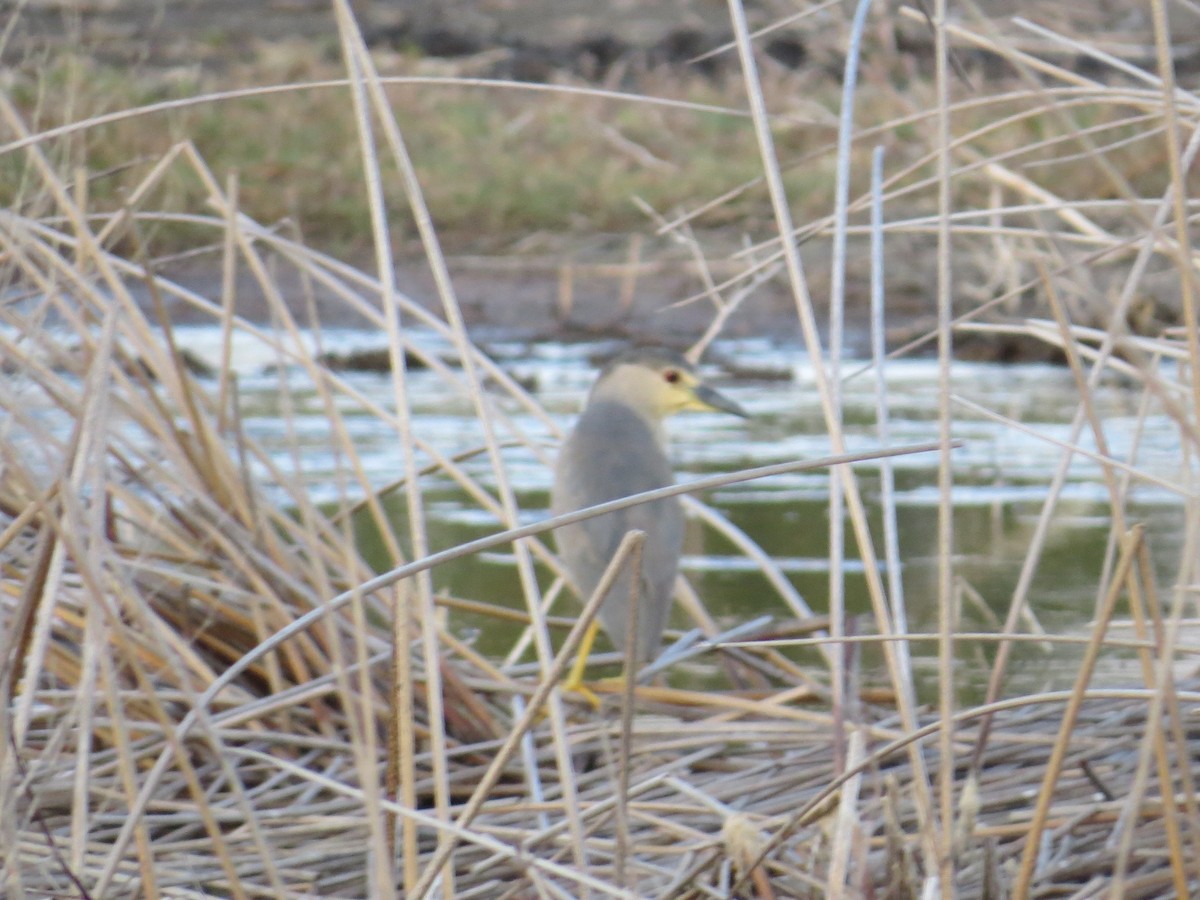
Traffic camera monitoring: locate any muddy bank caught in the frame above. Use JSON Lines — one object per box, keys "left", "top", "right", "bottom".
{"left": 139, "top": 231, "right": 1185, "bottom": 369}
{"left": 8, "top": 1, "right": 1193, "bottom": 356}
{"left": 7, "top": 1, "right": 1199, "bottom": 77}
{"left": 148, "top": 227, "right": 946, "bottom": 353}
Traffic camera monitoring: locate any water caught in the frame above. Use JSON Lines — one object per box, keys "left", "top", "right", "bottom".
{"left": 164, "top": 329, "right": 1200, "bottom": 696}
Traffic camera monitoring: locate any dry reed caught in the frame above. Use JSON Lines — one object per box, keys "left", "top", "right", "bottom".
{"left": 2, "top": 0, "right": 1200, "bottom": 897}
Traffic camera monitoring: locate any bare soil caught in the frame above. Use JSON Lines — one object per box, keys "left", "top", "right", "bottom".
{"left": 6, "top": 1, "right": 1196, "bottom": 76}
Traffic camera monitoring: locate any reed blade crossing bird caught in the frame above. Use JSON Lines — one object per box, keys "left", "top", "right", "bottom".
{"left": 551, "top": 347, "right": 748, "bottom": 701}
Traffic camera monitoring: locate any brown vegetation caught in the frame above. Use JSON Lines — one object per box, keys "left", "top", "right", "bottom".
{"left": 2, "top": 1, "right": 1199, "bottom": 896}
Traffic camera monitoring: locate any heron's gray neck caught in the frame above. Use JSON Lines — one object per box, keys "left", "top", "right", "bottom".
{"left": 584, "top": 396, "right": 669, "bottom": 449}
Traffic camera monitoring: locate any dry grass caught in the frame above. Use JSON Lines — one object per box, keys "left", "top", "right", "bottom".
{"left": 2, "top": 0, "right": 1200, "bottom": 897}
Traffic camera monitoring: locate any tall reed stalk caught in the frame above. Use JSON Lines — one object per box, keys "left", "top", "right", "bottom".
{"left": 1, "top": 1, "right": 1198, "bottom": 896}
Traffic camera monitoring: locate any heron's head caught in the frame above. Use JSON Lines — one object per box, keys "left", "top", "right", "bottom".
{"left": 589, "top": 347, "right": 748, "bottom": 421}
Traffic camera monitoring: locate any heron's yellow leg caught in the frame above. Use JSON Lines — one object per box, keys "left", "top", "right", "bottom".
{"left": 562, "top": 619, "right": 602, "bottom": 709}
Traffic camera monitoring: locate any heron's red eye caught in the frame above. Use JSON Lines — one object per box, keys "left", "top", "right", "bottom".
{"left": 663, "top": 370, "right": 680, "bottom": 384}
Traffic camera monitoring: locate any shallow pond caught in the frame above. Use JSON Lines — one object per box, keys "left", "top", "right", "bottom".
{"left": 194, "top": 331, "right": 1192, "bottom": 699}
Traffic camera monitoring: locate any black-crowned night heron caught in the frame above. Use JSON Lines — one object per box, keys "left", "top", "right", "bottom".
{"left": 551, "top": 347, "right": 748, "bottom": 699}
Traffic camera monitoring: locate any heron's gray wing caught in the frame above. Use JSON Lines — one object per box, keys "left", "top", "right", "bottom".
{"left": 551, "top": 402, "right": 683, "bottom": 658}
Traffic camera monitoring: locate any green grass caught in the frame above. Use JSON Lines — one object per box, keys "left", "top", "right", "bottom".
{"left": 0, "top": 47, "right": 1174, "bottom": 259}
{"left": 3, "top": 55, "right": 798, "bottom": 255}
